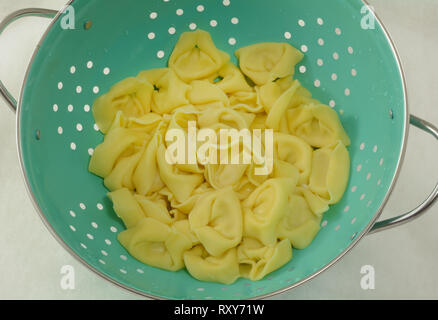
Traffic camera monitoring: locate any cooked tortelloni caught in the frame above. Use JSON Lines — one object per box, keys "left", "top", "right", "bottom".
{"left": 157, "top": 143, "right": 204, "bottom": 203}
{"left": 132, "top": 122, "right": 167, "bottom": 196}
{"left": 103, "top": 113, "right": 162, "bottom": 191}
{"left": 309, "top": 141, "right": 350, "bottom": 204}
{"left": 203, "top": 136, "right": 251, "bottom": 190}
{"left": 238, "top": 238, "right": 292, "bottom": 281}
{"left": 137, "top": 68, "right": 190, "bottom": 114}
{"left": 164, "top": 183, "right": 213, "bottom": 215}
{"left": 243, "top": 178, "right": 297, "bottom": 246}
{"left": 107, "top": 188, "right": 146, "bottom": 228}
{"left": 213, "top": 62, "right": 253, "bottom": 94}
{"left": 165, "top": 106, "right": 204, "bottom": 174}
{"left": 287, "top": 104, "right": 351, "bottom": 148}
{"left": 108, "top": 187, "right": 179, "bottom": 227}
{"left": 189, "top": 188, "right": 242, "bottom": 256}
{"left": 188, "top": 80, "right": 229, "bottom": 107}
{"left": 276, "top": 191, "right": 322, "bottom": 249}
{"left": 89, "top": 112, "right": 157, "bottom": 179}
{"left": 92, "top": 77, "right": 154, "bottom": 134}
{"left": 235, "top": 42, "right": 304, "bottom": 85}
{"left": 184, "top": 246, "right": 240, "bottom": 285}
{"left": 205, "top": 160, "right": 248, "bottom": 191}
{"left": 118, "top": 217, "right": 192, "bottom": 271}
{"left": 88, "top": 29, "right": 351, "bottom": 284}
{"left": 229, "top": 90, "right": 264, "bottom": 113}
{"left": 258, "top": 77, "right": 316, "bottom": 113}
{"left": 169, "top": 29, "right": 230, "bottom": 82}
{"left": 273, "top": 133, "right": 313, "bottom": 185}
{"left": 197, "top": 106, "right": 255, "bottom": 131}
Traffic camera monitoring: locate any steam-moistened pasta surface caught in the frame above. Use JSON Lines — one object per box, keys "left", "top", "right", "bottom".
{"left": 89, "top": 29, "right": 351, "bottom": 284}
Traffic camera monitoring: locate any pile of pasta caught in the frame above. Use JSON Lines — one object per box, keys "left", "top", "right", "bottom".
{"left": 89, "top": 29, "right": 350, "bottom": 284}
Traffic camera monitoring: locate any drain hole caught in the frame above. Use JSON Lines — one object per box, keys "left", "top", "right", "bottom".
{"left": 84, "top": 20, "right": 92, "bottom": 30}
{"left": 35, "top": 130, "right": 41, "bottom": 140}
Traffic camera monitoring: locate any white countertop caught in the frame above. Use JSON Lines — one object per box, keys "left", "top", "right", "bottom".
{"left": 0, "top": 0, "right": 437, "bottom": 299}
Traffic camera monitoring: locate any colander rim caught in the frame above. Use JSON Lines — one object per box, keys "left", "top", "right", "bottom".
{"left": 14, "top": 0, "right": 409, "bottom": 300}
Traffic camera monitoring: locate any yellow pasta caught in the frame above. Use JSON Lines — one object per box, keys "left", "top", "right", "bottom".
{"left": 276, "top": 192, "right": 322, "bottom": 249}
{"left": 235, "top": 42, "right": 304, "bottom": 85}
{"left": 135, "top": 193, "right": 173, "bottom": 225}
{"left": 138, "top": 68, "right": 190, "bottom": 114}
{"left": 309, "top": 141, "right": 350, "bottom": 204}
{"left": 238, "top": 238, "right": 292, "bottom": 281}
{"left": 265, "top": 80, "right": 301, "bottom": 130}
{"left": 157, "top": 144, "right": 204, "bottom": 203}
{"left": 89, "top": 123, "right": 146, "bottom": 178}
{"left": 132, "top": 126, "right": 165, "bottom": 196}
{"left": 118, "top": 217, "right": 192, "bottom": 271}
{"left": 89, "top": 29, "right": 351, "bottom": 284}
{"left": 184, "top": 246, "right": 240, "bottom": 285}
{"left": 243, "top": 178, "right": 297, "bottom": 246}
{"left": 188, "top": 80, "right": 229, "bottom": 107}
{"left": 189, "top": 187, "right": 242, "bottom": 256}
{"left": 169, "top": 29, "right": 230, "bottom": 82}
{"left": 212, "top": 62, "right": 253, "bottom": 94}
{"left": 273, "top": 133, "right": 313, "bottom": 185}
{"left": 108, "top": 188, "right": 146, "bottom": 228}
{"left": 229, "top": 90, "right": 264, "bottom": 113}
{"left": 287, "top": 103, "right": 351, "bottom": 148}
{"left": 93, "top": 77, "right": 153, "bottom": 134}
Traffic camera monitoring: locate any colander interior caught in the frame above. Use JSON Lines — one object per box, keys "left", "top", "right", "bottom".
{"left": 19, "top": 0, "right": 406, "bottom": 299}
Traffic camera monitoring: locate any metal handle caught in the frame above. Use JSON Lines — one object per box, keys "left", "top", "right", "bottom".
{"left": 369, "top": 115, "right": 438, "bottom": 234}
{"left": 0, "top": 8, "right": 58, "bottom": 112}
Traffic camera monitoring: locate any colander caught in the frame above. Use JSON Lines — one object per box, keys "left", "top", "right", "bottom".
{"left": 1, "top": 0, "right": 437, "bottom": 300}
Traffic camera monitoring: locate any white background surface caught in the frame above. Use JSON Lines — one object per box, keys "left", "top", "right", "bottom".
{"left": 0, "top": 0, "right": 437, "bottom": 300}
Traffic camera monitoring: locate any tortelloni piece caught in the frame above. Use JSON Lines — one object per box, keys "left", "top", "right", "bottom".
{"left": 197, "top": 106, "right": 255, "bottom": 131}
{"left": 238, "top": 238, "right": 292, "bottom": 281}
{"left": 104, "top": 148, "right": 143, "bottom": 191}
{"left": 205, "top": 161, "right": 248, "bottom": 190}
{"left": 118, "top": 217, "right": 192, "bottom": 271}
{"left": 276, "top": 192, "right": 322, "bottom": 249}
{"left": 156, "top": 144, "right": 204, "bottom": 203}
{"left": 137, "top": 68, "right": 190, "bottom": 114}
{"left": 287, "top": 104, "right": 351, "bottom": 148}
{"left": 229, "top": 90, "right": 264, "bottom": 113}
{"left": 169, "top": 29, "right": 229, "bottom": 82}
{"left": 108, "top": 188, "right": 146, "bottom": 228}
{"left": 203, "top": 137, "right": 250, "bottom": 190}
{"left": 235, "top": 42, "right": 304, "bottom": 85}
{"left": 92, "top": 77, "right": 154, "bottom": 134}
{"left": 189, "top": 188, "right": 242, "bottom": 256}
{"left": 88, "top": 29, "right": 352, "bottom": 284}
{"left": 184, "top": 246, "right": 240, "bottom": 285}
{"left": 258, "top": 77, "right": 316, "bottom": 113}
{"left": 132, "top": 123, "right": 166, "bottom": 196}
{"left": 188, "top": 80, "right": 229, "bottom": 107}
{"left": 273, "top": 133, "right": 313, "bottom": 185}
{"left": 89, "top": 115, "right": 150, "bottom": 178}
{"left": 212, "top": 62, "right": 253, "bottom": 94}
{"left": 309, "top": 141, "right": 350, "bottom": 204}
{"left": 103, "top": 114, "right": 162, "bottom": 191}
{"left": 243, "top": 178, "right": 297, "bottom": 246}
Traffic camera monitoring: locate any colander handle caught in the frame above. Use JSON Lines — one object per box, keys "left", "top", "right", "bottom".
{"left": 369, "top": 115, "right": 438, "bottom": 234}
{"left": 0, "top": 8, "right": 58, "bottom": 112}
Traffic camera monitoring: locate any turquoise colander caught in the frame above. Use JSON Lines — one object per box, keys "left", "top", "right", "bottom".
{"left": 1, "top": 0, "right": 437, "bottom": 300}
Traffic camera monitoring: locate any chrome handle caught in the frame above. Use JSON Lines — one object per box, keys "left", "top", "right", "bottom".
{"left": 369, "top": 115, "right": 438, "bottom": 234}
{"left": 0, "top": 8, "right": 58, "bottom": 112}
